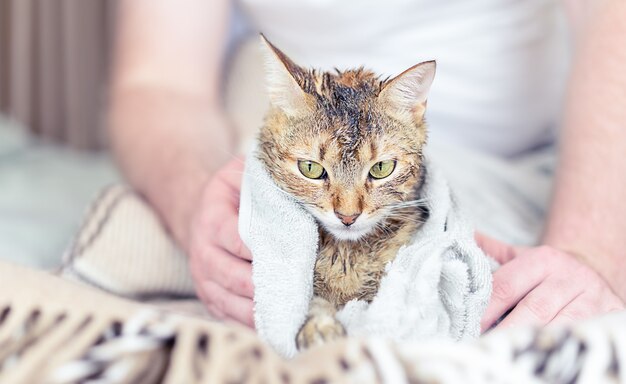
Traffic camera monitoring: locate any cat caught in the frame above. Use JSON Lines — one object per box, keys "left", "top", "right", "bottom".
{"left": 256, "top": 36, "right": 436, "bottom": 350}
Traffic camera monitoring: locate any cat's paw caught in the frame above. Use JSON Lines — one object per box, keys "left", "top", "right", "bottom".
{"left": 295, "top": 315, "right": 346, "bottom": 351}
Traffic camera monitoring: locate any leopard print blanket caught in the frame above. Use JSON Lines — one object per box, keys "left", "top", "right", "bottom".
{"left": 1, "top": 261, "right": 624, "bottom": 384}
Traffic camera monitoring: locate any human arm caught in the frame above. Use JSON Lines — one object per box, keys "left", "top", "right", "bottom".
{"left": 108, "top": 0, "right": 254, "bottom": 325}
{"left": 542, "top": 0, "right": 626, "bottom": 300}
{"left": 480, "top": 0, "right": 626, "bottom": 330}
{"left": 109, "top": 0, "right": 233, "bottom": 245}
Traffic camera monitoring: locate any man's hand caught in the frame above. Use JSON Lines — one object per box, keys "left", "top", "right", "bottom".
{"left": 188, "top": 157, "right": 255, "bottom": 327}
{"left": 477, "top": 233, "right": 623, "bottom": 332}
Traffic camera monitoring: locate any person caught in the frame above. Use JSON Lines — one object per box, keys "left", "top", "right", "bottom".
{"left": 108, "top": 0, "right": 625, "bottom": 329}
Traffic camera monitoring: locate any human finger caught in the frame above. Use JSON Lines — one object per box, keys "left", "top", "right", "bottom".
{"left": 214, "top": 212, "right": 253, "bottom": 261}
{"left": 475, "top": 232, "right": 519, "bottom": 264}
{"left": 496, "top": 278, "right": 583, "bottom": 329}
{"left": 550, "top": 286, "right": 624, "bottom": 326}
{"left": 199, "top": 279, "right": 254, "bottom": 327}
{"left": 201, "top": 245, "right": 254, "bottom": 298}
{"left": 214, "top": 156, "right": 246, "bottom": 192}
{"left": 481, "top": 252, "right": 550, "bottom": 331}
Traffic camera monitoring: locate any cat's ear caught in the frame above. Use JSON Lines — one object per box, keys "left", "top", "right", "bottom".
{"left": 259, "top": 34, "right": 313, "bottom": 116}
{"left": 378, "top": 61, "right": 436, "bottom": 122}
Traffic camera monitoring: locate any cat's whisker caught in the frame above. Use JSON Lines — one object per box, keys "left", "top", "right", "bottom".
{"left": 392, "top": 197, "right": 429, "bottom": 204}
{"left": 389, "top": 203, "right": 427, "bottom": 210}
{"left": 385, "top": 207, "right": 422, "bottom": 214}
{"left": 386, "top": 210, "right": 423, "bottom": 218}
{"left": 206, "top": 146, "right": 248, "bottom": 167}
{"left": 372, "top": 221, "right": 393, "bottom": 238}
{"left": 386, "top": 208, "right": 421, "bottom": 216}
{"left": 379, "top": 208, "right": 428, "bottom": 224}
{"left": 386, "top": 207, "right": 427, "bottom": 216}
{"left": 379, "top": 223, "right": 395, "bottom": 237}
{"left": 385, "top": 212, "right": 427, "bottom": 221}
{"left": 387, "top": 198, "right": 430, "bottom": 209}
{"left": 393, "top": 218, "right": 427, "bottom": 225}
{"left": 385, "top": 207, "right": 424, "bottom": 216}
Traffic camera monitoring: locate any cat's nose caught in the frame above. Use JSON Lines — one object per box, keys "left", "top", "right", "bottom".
{"left": 334, "top": 211, "right": 361, "bottom": 226}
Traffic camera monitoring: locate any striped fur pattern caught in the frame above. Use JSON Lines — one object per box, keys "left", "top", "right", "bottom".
{"left": 256, "top": 37, "right": 436, "bottom": 349}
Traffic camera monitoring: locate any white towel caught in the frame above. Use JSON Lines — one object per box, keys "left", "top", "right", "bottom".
{"left": 239, "top": 146, "right": 493, "bottom": 358}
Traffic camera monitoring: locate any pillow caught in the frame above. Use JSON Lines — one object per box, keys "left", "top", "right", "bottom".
{"left": 61, "top": 185, "right": 196, "bottom": 300}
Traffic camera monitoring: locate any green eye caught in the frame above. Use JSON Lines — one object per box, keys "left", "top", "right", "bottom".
{"left": 298, "top": 160, "right": 326, "bottom": 179}
{"left": 369, "top": 160, "right": 396, "bottom": 179}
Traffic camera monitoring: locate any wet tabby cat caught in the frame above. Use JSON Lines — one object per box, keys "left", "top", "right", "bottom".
{"left": 257, "top": 36, "right": 436, "bottom": 350}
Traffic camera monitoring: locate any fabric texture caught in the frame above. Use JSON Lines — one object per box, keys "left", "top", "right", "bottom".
{"left": 239, "top": 148, "right": 493, "bottom": 358}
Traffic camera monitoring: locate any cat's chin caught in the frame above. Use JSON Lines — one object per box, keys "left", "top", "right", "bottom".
{"left": 323, "top": 224, "right": 373, "bottom": 242}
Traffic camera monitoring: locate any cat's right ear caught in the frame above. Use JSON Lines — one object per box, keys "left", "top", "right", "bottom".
{"left": 259, "top": 34, "right": 313, "bottom": 117}
{"left": 378, "top": 60, "right": 436, "bottom": 123}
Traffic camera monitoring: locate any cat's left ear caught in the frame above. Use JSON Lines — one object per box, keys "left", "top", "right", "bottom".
{"left": 378, "top": 61, "right": 436, "bottom": 122}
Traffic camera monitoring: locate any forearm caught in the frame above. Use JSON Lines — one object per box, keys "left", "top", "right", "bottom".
{"left": 544, "top": 0, "right": 626, "bottom": 299}
{"left": 108, "top": 0, "right": 233, "bottom": 247}
{"left": 109, "top": 87, "right": 236, "bottom": 248}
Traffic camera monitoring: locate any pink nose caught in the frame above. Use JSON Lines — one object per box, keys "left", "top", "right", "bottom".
{"left": 334, "top": 211, "right": 361, "bottom": 226}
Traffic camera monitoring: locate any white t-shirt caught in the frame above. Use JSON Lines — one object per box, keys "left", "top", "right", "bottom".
{"left": 238, "top": 0, "right": 571, "bottom": 157}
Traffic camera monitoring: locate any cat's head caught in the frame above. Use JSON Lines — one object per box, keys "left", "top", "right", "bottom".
{"left": 257, "top": 36, "right": 435, "bottom": 241}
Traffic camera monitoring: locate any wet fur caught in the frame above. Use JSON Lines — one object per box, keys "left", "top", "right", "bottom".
{"left": 257, "top": 38, "right": 433, "bottom": 349}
